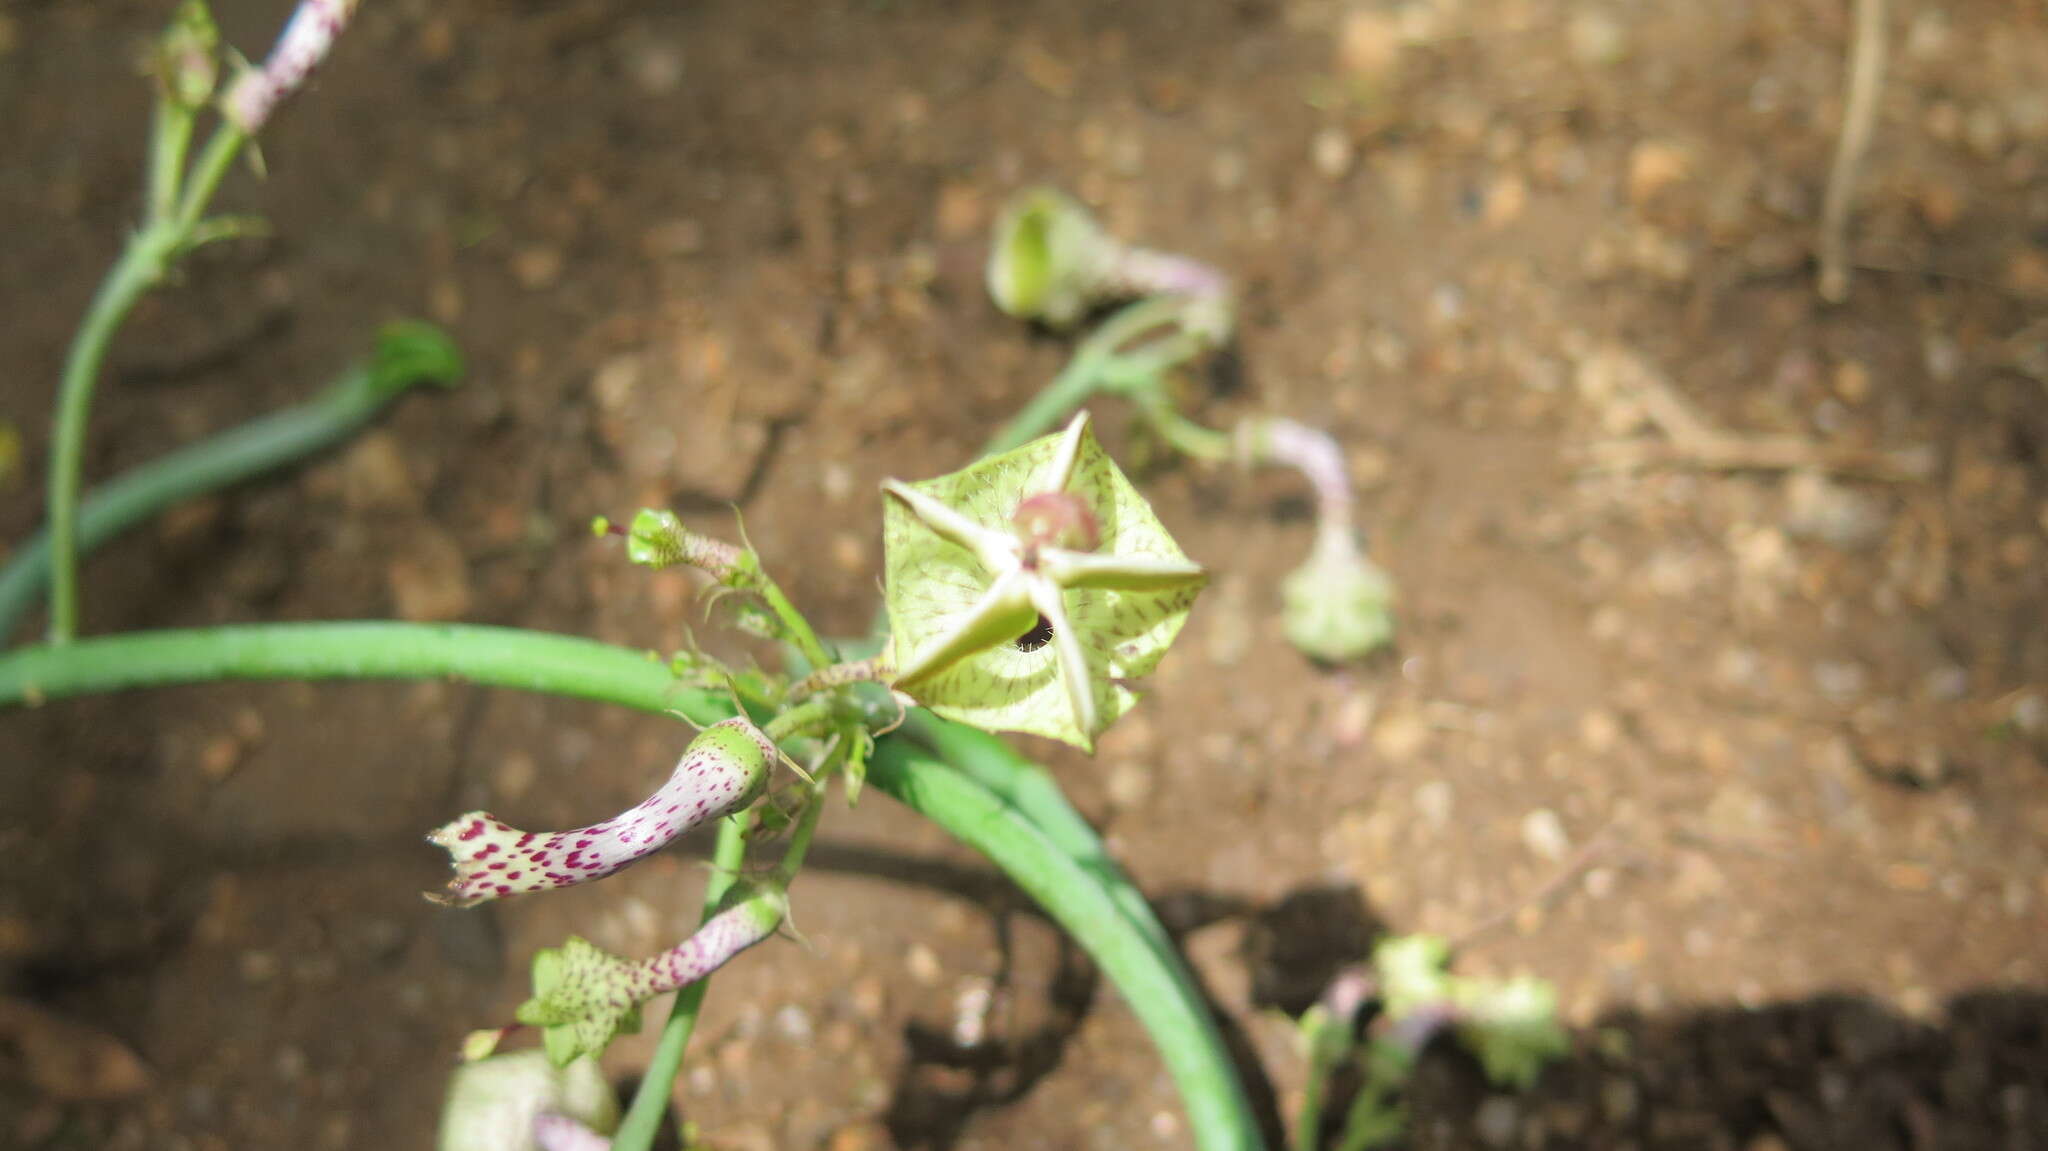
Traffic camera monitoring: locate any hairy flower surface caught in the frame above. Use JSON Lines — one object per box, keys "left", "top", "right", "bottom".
{"left": 882, "top": 412, "right": 1204, "bottom": 750}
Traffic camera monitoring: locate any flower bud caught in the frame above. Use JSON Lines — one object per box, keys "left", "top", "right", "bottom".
{"left": 154, "top": 2, "right": 221, "bottom": 110}
{"left": 428, "top": 718, "right": 772, "bottom": 907}
{"left": 1280, "top": 528, "right": 1394, "bottom": 663}
{"left": 437, "top": 1050, "right": 616, "bottom": 1151}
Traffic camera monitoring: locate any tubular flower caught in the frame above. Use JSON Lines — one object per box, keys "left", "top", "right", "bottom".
{"left": 221, "top": 0, "right": 361, "bottom": 134}
{"left": 427, "top": 718, "right": 772, "bottom": 907}
{"left": 882, "top": 411, "right": 1205, "bottom": 750}
{"left": 516, "top": 881, "right": 788, "bottom": 1066}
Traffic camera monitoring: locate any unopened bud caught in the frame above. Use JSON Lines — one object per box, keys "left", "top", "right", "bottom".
{"left": 987, "top": 187, "right": 1231, "bottom": 332}
{"left": 1281, "top": 528, "right": 1394, "bottom": 663}
{"left": 436, "top": 1050, "right": 616, "bottom": 1151}
{"left": 155, "top": 2, "right": 221, "bottom": 109}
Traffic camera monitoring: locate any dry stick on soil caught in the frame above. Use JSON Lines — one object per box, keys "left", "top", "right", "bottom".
{"left": 1450, "top": 826, "right": 1616, "bottom": 951}
{"left": 1579, "top": 356, "right": 1934, "bottom": 482}
{"left": 1817, "top": 0, "right": 1889, "bottom": 303}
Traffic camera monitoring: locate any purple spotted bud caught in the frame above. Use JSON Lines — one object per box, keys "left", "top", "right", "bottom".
{"left": 427, "top": 718, "right": 772, "bottom": 907}
{"left": 517, "top": 881, "right": 789, "bottom": 1065}
{"left": 154, "top": 2, "right": 221, "bottom": 110}
{"left": 619, "top": 508, "right": 749, "bottom": 584}
{"left": 221, "top": 0, "right": 359, "bottom": 134}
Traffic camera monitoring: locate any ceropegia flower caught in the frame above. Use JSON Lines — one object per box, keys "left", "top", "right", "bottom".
{"left": 517, "top": 881, "right": 788, "bottom": 1066}
{"left": 437, "top": 1049, "right": 616, "bottom": 1151}
{"left": 1238, "top": 417, "right": 1394, "bottom": 662}
{"left": 427, "top": 718, "right": 772, "bottom": 907}
{"left": 882, "top": 411, "right": 1205, "bottom": 751}
{"left": 987, "top": 187, "right": 1231, "bottom": 332}
{"left": 1368, "top": 935, "right": 1567, "bottom": 1091}
{"left": 221, "top": 0, "right": 360, "bottom": 134}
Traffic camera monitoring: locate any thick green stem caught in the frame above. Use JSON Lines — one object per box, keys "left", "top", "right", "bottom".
{"left": 0, "top": 625, "right": 1260, "bottom": 1149}
{"left": 1, "top": 357, "right": 441, "bottom": 643}
{"left": 612, "top": 813, "right": 749, "bottom": 1151}
{"left": 868, "top": 740, "right": 1259, "bottom": 1150}
{"left": 148, "top": 101, "right": 196, "bottom": 223}
{"left": 44, "top": 237, "right": 176, "bottom": 644}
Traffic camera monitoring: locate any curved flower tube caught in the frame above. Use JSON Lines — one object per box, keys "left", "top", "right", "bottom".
{"left": 426, "top": 718, "right": 772, "bottom": 907}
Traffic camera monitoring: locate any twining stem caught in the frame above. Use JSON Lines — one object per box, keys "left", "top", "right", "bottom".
{"left": 610, "top": 812, "right": 748, "bottom": 1151}
{"left": 985, "top": 295, "right": 1208, "bottom": 455}
{"left": 785, "top": 655, "right": 893, "bottom": 702}
{"left": 44, "top": 121, "right": 252, "bottom": 645}
{"left": 45, "top": 236, "right": 176, "bottom": 644}
{"left": 0, "top": 624, "right": 1261, "bottom": 1150}
{"left": 1142, "top": 397, "right": 1233, "bottom": 463}
{"left": 1817, "top": 0, "right": 1888, "bottom": 303}
{"left": 0, "top": 341, "right": 456, "bottom": 642}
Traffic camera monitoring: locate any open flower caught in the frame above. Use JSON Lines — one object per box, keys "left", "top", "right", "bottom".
{"left": 882, "top": 412, "right": 1205, "bottom": 750}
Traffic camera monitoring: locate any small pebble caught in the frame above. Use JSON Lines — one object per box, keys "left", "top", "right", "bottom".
{"left": 1522, "top": 809, "right": 1571, "bottom": 863}
{"left": 1475, "top": 1096, "right": 1519, "bottom": 1148}
{"left": 1312, "top": 126, "right": 1354, "bottom": 179}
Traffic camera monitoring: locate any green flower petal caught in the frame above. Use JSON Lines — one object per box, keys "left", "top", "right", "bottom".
{"left": 883, "top": 414, "right": 1204, "bottom": 750}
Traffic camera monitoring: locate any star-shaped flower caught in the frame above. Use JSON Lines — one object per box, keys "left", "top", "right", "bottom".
{"left": 881, "top": 412, "right": 1206, "bottom": 750}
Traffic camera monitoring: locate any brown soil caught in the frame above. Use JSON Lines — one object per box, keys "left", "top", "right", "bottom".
{"left": 3, "top": 1, "right": 2047, "bottom": 1149}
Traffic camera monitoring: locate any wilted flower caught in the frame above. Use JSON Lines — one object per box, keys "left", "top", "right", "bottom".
{"left": 1239, "top": 416, "right": 1395, "bottom": 662}
{"left": 987, "top": 187, "right": 1231, "bottom": 331}
{"left": 882, "top": 411, "right": 1205, "bottom": 751}
{"left": 516, "top": 880, "right": 788, "bottom": 1065}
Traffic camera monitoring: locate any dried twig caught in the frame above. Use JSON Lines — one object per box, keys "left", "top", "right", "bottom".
{"left": 1582, "top": 434, "right": 1935, "bottom": 482}
{"left": 1818, "top": 0, "right": 1889, "bottom": 303}
{"left": 1451, "top": 826, "right": 1616, "bottom": 951}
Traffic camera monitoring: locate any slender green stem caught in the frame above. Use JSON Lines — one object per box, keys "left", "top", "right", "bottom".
{"left": 761, "top": 696, "right": 834, "bottom": 743}
{"left": 148, "top": 102, "right": 195, "bottom": 223}
{"left": 775, "top": 778, "right": 830, "bottom": 883}
{"left": 45, "top": 235, "right": 176, "bottom": 644}
{"left": 983, "top": 295, "right": 1201, "bottom": 454}
{"left": 1, "top": 356, "right": 444, "bottom": 643}
{"left": 755, "top": 575, "right": 833, "bottom": 673}
{"left": 0, "top": 625, "right": 1261, "bottom": 1148}
{"left": 174, "top": 124, "right": 247, "bottom": 234}
{"left": 612, "top": 813, "right": 749, "bottom": 1151}
{"left": 1142, "top": 397, "right": 1234, "bottom": 462}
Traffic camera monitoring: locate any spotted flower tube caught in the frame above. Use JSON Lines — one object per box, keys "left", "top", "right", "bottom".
{"left": 987, "top": 187, "right": 1232, "bottom": 335}
{"left": 221, "top": 0, "right": 361, "bottom": 134}
{"left": 426, "top": 718, "right": 772, "bottom": 907}
{"left": 882, "top": 411, "right": 1205, "bottom": 750}
{"left": 516, "top": 880, "right": 789, "bottom": 1066}
{"left": 1237, "top": 416, "right": 1395, "bottom": 662}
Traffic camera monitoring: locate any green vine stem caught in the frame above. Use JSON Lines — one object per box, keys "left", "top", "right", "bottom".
{"left": 611, "top": 812, "right": 748, "bottom": 1151}
{"left": 0, "top": 623, "right": 1260, "bottom": 1150}
{"left": 0, "top": 324, "right": 461, "bottom": 643}
{"left": 984, "top": 295, "right": 1209, "bottom": 455}
{"left": 45, "top": 116, "right": 256, "bottom": 645}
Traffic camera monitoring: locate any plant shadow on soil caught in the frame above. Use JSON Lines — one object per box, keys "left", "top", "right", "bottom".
{"left": 791, "top": 855, "right": 2048, "bottom": 1151}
